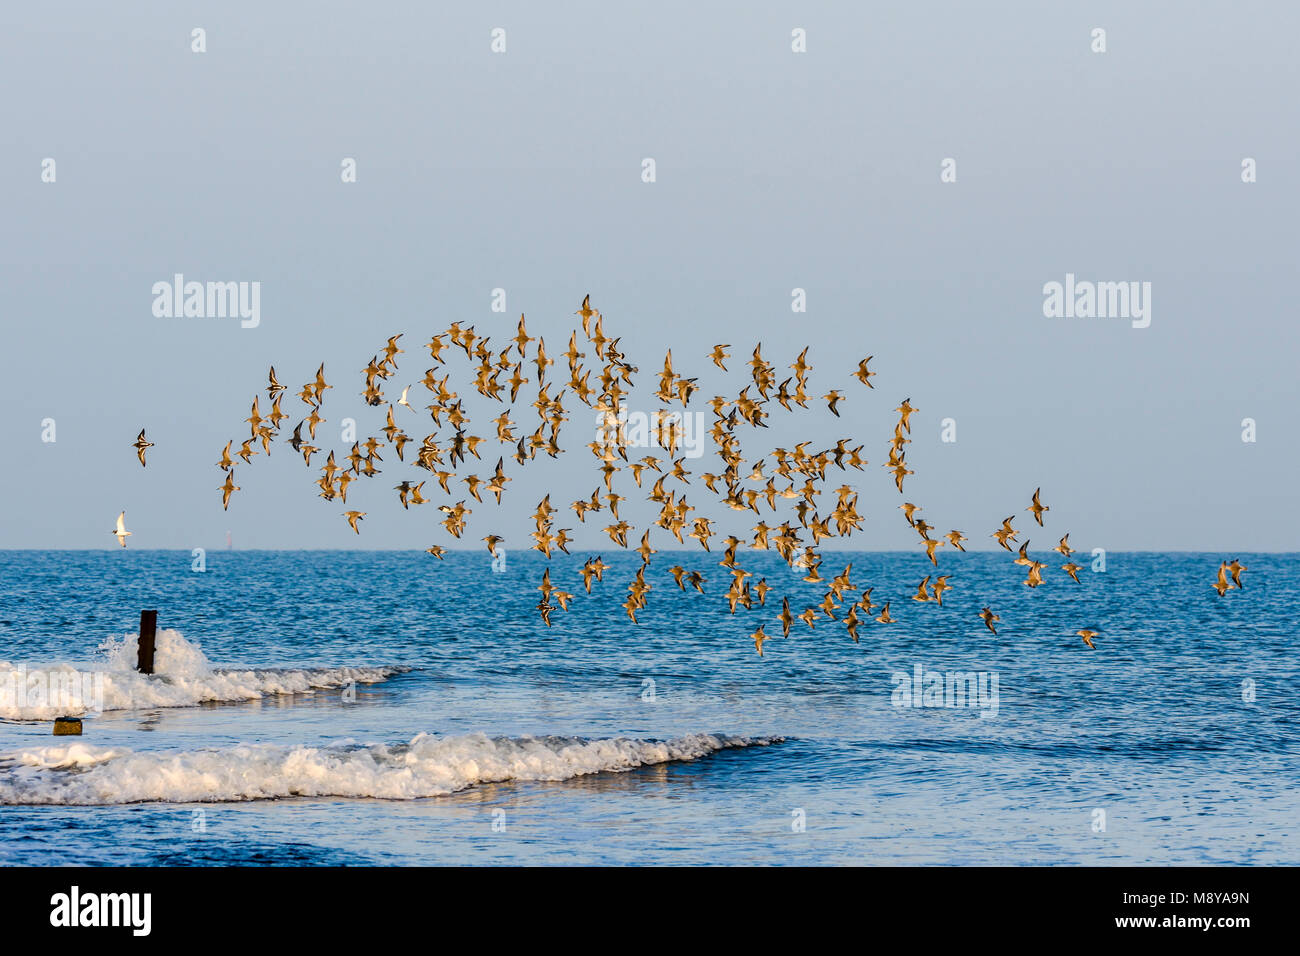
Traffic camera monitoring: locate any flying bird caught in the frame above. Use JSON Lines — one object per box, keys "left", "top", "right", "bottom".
{"left": 852, "top": 356, "right": 875, "bottom": 388}
{"left": 932, "top": 575, "right": 952, "bottom": 606}
{"left": 1212, "top": 561, "right": 1234, "bottom": 597}
{"left": 895, "top": 398, "right": 917, "bottom": 432}
{"left": 992, "top": 517, "right": 1018, "bottom": 551}
{"left": 575, "top": 294, "right": 601, "bottom": 337}
{"left": 220, "top": 473, "right": 240, "bottom": 510}
{"left": 110, "top": 511, "right": 131, "bottom": 548}
{"left": 132, "top": 430, "right": 154, "bottom": 467}
{"left": 1028, "top": 488, "right": 1049, "bottom": 527}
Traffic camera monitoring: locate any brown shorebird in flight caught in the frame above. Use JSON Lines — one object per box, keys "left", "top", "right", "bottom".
{"left": 575, "top": 294, "right": 600, "bottom": 337}
{"left": 895, "top": 398, "right": 917, "bottom": 432}
{"left": 132, "top": 430, "right": 153, "bottom": 467}
{"left": 992, "top": 517, "right": 1018, "bottom": 551}
{"left": 220, "top": 472, "right": 240, "bottom": 510}
{"left": 932, "top": 575, "right": 952, "bottom": 606}
{"left": 852, "top": 356, "right": 875, "bottom": 388}
{"left": 1212, "top": 561, "right": 1234, "bottom": 597}
{"left": 1028, "top": 488, "right": 1049, "bottom": 527}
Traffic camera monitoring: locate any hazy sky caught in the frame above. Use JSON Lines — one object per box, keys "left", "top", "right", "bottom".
{"left": 1, "top": 1, "right": 1295, "bottom": 551}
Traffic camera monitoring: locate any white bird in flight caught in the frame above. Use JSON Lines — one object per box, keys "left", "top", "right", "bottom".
{"left": 111, "top": 511, "right": 132, "bottom": 548}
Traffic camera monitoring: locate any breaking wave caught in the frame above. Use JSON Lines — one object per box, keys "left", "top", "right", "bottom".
{"left": 0, "top": 732, "right": 780, "bottom": 805}
{"left": 0, "top": 629, "right": 407, "bottom": 720}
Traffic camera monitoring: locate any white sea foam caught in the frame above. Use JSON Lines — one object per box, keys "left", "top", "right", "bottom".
{"left": 0, "top": 732, "right": 778, "bottom": 805}
{"left": 0, "top": 629, "right": 407, "bottom": 720}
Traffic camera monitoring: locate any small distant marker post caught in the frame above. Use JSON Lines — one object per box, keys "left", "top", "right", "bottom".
{"left": 138, "top": 609, "right": 158, "bottom": 674}
{"left": 52, "top": 717, "right": 82, "bottom": 736}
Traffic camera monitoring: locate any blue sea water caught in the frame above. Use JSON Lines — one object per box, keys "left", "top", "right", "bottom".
{"left": 0, "top": 549, "right": 1295, "bottom": 865}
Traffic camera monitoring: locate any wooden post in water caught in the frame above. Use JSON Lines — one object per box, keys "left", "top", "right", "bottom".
{"left": 138, "top": 609, "right": 158, "bottom": 674}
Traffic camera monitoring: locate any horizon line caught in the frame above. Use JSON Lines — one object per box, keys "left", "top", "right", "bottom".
{"left": 0, "top": 548, "right": 1291, "bottom": 555}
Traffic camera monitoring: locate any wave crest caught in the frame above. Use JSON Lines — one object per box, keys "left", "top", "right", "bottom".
{"left": 0, "top": 629, "right": 407, "bottom": 720}
{"left": 0, "top": 732, "right": 779, "bottom": 805}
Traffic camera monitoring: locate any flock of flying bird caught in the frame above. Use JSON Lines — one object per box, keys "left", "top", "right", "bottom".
{"left": 117, "top": 295, "right": 1251, "bottom": 655}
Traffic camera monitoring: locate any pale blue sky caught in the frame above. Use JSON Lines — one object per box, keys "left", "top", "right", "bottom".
{"left": 1, "top": 1, "right": 1295, "bottom": 551}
